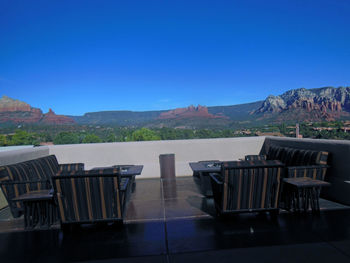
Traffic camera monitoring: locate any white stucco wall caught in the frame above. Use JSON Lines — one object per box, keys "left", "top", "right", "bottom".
{"left": 48, "top": 137, "right": 266, "bottom": 178}
{"left": 0, "top": 146, "right": 49, "bottom": 166}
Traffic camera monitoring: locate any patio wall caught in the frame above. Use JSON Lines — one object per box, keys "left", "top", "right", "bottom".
{"left": 262, "top": 136, "right": 350, "bottom": 205}
{"left": 0, "top": 146, "right": 49, "bottom": 209}
{"left": 48, "top": 137, "right": 265, "bottom": 178}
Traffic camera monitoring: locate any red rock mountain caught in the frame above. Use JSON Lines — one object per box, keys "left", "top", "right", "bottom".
{"left": 254, "top": 87, "right": 350, "bottom": 122}
{"left": 158, "top": 105, "right": 226, "bottom": 119}
{"left": 0, "top": 96, "right": 75, "bottom": 124}
{"left": 41, "top": 108, "right": 75, "bottom": 124}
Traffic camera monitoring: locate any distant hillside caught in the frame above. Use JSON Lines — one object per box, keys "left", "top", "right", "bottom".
{"left": 71, "top": 110, "right": 165, "bottom": 126}
{"left": 208, "top": 101, "right": 263, "bottom": 121}
{"left": 159, "top": 105, "right": 227, "bottom": 119}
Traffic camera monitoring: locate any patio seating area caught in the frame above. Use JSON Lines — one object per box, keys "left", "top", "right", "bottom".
{"left": 0, "top": 136, "right": 350, "bottom": 262}
{"left": 1, "top": 176, "right": 350, "bottom": 262}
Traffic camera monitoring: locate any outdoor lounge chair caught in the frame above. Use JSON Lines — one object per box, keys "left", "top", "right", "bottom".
{"left": 0, "top": 155, "right": 84, "bottom": 217}
{"left": 210, "top": 160, "right": 284, "bottom": 215}
{"left": 245, "top": 146, "right": 329, "bottom": 180}
{"left": 52, "top": 168, "right": 130, "bottom": 227}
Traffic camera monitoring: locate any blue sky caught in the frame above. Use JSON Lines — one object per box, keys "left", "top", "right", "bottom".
{"left": 0, "top": 0, "right": 349, "bottom": 115}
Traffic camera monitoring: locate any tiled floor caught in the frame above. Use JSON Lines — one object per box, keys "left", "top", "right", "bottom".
{"left": 1, "top": 176, "right": 350, "bottom": 263}
{"left": 124, "top": 177, "right": 216, "bottom": 223}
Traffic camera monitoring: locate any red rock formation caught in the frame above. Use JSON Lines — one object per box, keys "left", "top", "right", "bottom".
{"left": 289, "top": 99, "right": 342, "bottom": 114}
{"left": 0, "top": 110, "right": 43, "bottom": 123}
{"left": 0, "top": 96, "right": 75, "bottom": 124}
{"left": 0, "top": 95, "right": 32, "bottom": 112}
{"left": 41, "top": 109, "right": 75, "bottom": 124}
{"left": 158, "top": 105, "right": 225, "bottom": 119}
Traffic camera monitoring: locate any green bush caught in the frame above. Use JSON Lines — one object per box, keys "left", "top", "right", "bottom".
{"left": 82, "top": 134, "right": 102, "bottom": 143}
{"left": 53, "top": 132, "right": 80, "bottom": 145}
{"left": 131, "top": 128, "right": 161, "bottom": 141}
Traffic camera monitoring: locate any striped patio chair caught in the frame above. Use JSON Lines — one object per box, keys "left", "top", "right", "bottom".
{"left": 0, "top": 163, "right": 52, "bottom": 218}
{"left": 245, "top": 146, "right": 329, "bottom": 180}
{"left": 210, "top": 160, "right": 284, "bottom": 215}
{"left": 0, "top": 155, "right": 84, "bottom": 218}
{"left": 52, "top": 168, "right": 130, "bottom": 227}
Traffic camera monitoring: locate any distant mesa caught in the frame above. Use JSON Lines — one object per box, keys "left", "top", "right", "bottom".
{"left": 158, "top": 105, "right": 227, "bottom": 119}
{"left": 0, "top": 95, "right": 75, "bottom": 124}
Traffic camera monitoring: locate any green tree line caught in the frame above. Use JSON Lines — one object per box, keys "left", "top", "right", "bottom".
{"left": 1, "top": 122, "right": 349, "bottom": 146}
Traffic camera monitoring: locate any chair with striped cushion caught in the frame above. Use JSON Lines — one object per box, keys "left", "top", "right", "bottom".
{"left": 0, "top": 155, "right": 84, "bottom": 218}
{"left": 52, "top": 168, "right": 130, "bottom": 227}
{"left": 210, "top": 160, "right": 284, "bottom": 215}
{"left": 36, "top": 155, "right": 84, "bottom": 174}
{"left": 245, "top": 146, "right": 329, "bottom": 180}
{"left": 0, "top": 164, "right": 51, "bottom": 218}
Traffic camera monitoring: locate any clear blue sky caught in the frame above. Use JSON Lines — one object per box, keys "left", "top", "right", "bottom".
{"left": 0, "top": 0, "right": 349, "bottom": 115}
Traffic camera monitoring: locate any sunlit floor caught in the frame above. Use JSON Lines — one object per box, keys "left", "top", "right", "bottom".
{"left": 1, "top": 176, "right": 350, "bottom": 263}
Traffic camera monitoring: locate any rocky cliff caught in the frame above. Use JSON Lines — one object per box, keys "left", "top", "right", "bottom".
{"left": 158, "top": 105, "right": 227, "bottom": 119}
{"left": 0, "top": 95, "right": 33, "bottom": 112}
{"left": 41, "top": 109, "right": 75, "bottom": 124}
{"left": 0, "top": 96, "right": 75, "bottom": 124}
{"left": 254, "top": 87, "right": 350, "bottom": 122}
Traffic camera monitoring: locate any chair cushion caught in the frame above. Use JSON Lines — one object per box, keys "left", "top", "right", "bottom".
{"left": 0, "top": 163, "right": 34, "bottom": 181}
{"left": 266, "top": 146, "right": 329, "bottom": 166}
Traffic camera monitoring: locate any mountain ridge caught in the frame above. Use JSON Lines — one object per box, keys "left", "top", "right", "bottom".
{"left": 254, "top": 86, "right": 350, "bottom": 122}
{"left": 1, "top": 86, "right": 350, "bottom": 127}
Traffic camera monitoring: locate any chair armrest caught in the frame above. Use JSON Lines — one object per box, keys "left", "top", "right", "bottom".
{"left": 59, "top": 163, "right": 85, "bottom": 171}
{"left": 245, "top": 155, "right": 267, "bottom": 161}
{"left": 0, "top": 179, "right": 50, "bottom": 186}
{"left": 287, "top": 164, "right": 329, "bottom": 171}
{"left": 0, "top": 179, "right": 52, "bottom": 213}
{"left": 286, "top": 165, "right": 329, "bottom": 180}
{"left": 209, "top": 173, "right": 223, "bottom": 185}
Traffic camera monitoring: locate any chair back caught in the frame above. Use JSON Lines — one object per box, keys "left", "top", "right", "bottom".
{"left": 52, "top": 168, "right": 124, "bottom": 224}
{"left": 220, "top": 160, "right": 284, "bottom": 212}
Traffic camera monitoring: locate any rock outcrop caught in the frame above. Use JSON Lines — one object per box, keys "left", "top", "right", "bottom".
{"left": 254, "top": 87, "right": 350, "bottom": 121}
{"left": 0, "top": 96, "right": 75, "bottom": 124}
{"left": 0, "top": 95, "right": 33, "bottom": 112}
{"left": 158, "top": 105, "right": 226, "bottom": 119}
{"left": 41, "top": 109, "right": 75, "bottom": 124}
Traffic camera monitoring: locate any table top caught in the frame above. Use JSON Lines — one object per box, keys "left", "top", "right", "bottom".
{"left": 189, "top": 159, "right": 284, "bottom": 173}
{"left": 91, "top": 165, "right": 143, "bottom": 176}
{"left": 189, "top": 161, "right": 222, "bottom": 173}
{"left": 12, "top": 190, "right": 53, "bottom": 202}
{"left": 283, "top": 177, "right": 331, "bottom": 188}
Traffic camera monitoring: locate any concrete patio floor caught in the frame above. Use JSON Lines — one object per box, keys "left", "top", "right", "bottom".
{"left": 0, "top": 176, "right": 350, "bottom": 263}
